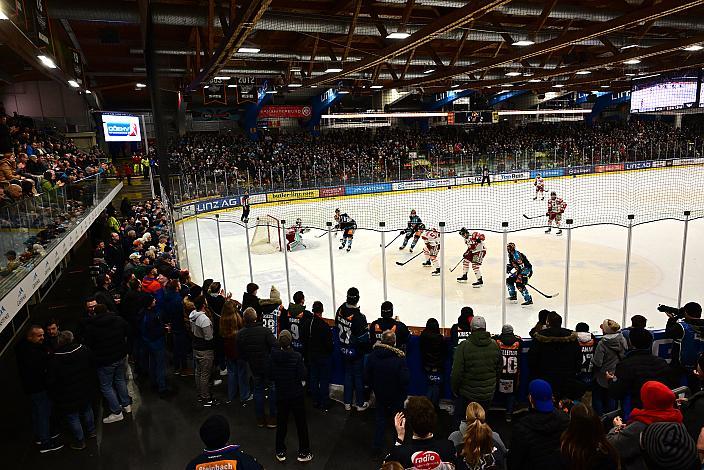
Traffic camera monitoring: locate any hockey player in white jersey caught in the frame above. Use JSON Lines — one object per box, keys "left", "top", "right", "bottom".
{"left": 533, "top": 174, "right": 545, "bottom": 201}
{"left": 456, "top": 228, "right": 486, "bottom": 287}
{"left": 420, "top": 227, "right": 441, "bottom": 276}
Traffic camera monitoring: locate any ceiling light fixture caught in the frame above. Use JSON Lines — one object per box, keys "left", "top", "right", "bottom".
{"left": 528, "top": 79, "right": 541, "bottom": 83}
{"left": 37, "top": 55, "right": 57, "bottom": 69}
{"left": 512, "top": 40, "right": 535, "bottom": 46}
{"left": 624, "top": 59, "right": 641, "bottom": 65}
{"left": 501, "top": 83, "right": 513, "bottom": 87}
{"left": 338, "top": 90, "right": 350, "bottom": 94}
{"left": 265, "top": 90, "right": 278, "bottom": 94}
{"left": 136, "top": 83, "right": 147, "bottom": 88}
{"left": 288, "top": 83, "right": 302, "bottom": 88}
{"left": 683, "top": 44, "right": 704, "bottom": 51}
{"left": 68, "top": 80, "right": 79, "bottom": 88}
{"left": 600, "top": 85, "right": 609, "bottom": 88}
{"left": 0, "top": 10, "right": 9, "bottom": 20}
{"left": 423, "top": 68, "right": 435, "bottom": 74}
{"left": 552, "top": 84, "right": 565, "bottom": 88}
{"left": 576, "top": 70, "right": 591, "bottom": 75}
{"left": 386, "top": 31, "right": 410, "bottom": 39}
{"left": 227, "top": 84, "right": 238, "bottom": 88}
{"left": 85, "top": 90, "right": 92, "bottom": 94}
{"left": 325, "top": 67, "right": 343, "bottom": 73}
{"left": 370, "top": 85, "right": 383, "bottom": 89}
{"left": 451, "top": 83, "right": 460, "bottom": 88}
{"left": 237, "top": 47, "right": 260, "bottom": 53}
{"left": 505, "top": 71, "right": 521, "bottom": 77}
{"left": 214, "top": 76, "right": 231, "bottom": 80}
{"left": 290, "top": 66, "right": 302, "bottom": 72}
{"left": 621, "top": 44, "right": 639, "bottom": 50}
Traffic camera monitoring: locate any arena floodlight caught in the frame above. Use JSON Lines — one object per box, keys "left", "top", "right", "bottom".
{"left": 576, "top": 70, "right": 591, "bottom": 75}
{"left": 552, "top": 84, "right": 565, "bottom": 88}
{"left": 387, "top": 32, "right": 410, "bottom": 39}
{"left": 322, "top": 112, "right": 449, "bottom": 119}
{"left": 497, "top": 109, "right": 591, "bottom": 115}
{"left": 37, "top": 55, "right": 57, "bottom": 69}
{"left": 288, "top": 83, "right": 303, "bottom": 88}
{"left": 624, "top": 59, "right": 641, "bottom": 65}
{"left": 512, "top": 40, "right": 535, "bottom": 46}
{"left": 683, "top": 45, "right": 703, "bottom": 51}
{"left": 325, "top": 67, "right": 343, "bottom": 73}
{"left": 370, "top": 85, "right": 384, "bottom": 89}
{"left": 237, "top": 47, "right": 261, "bottom": 54}
{"left": 136, "top": 83, "right": 147, "bottom": 88}
{"left": 68, "top": 80, "right": 79, "bottom": 88}
{"left": 505, "top": 72, "right": 521, "bottom": 77}
{"left": 0, "top": 10, "right": 9, "bottom": 20}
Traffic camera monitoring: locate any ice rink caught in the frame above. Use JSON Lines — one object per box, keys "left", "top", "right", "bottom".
{"left": 177, "top": 167, "right": 704, "bottom": 336}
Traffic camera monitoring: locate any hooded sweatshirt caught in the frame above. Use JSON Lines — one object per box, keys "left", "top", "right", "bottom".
{"left": 576, "top": 331, "right": 597, "bottom": 381}
{"left": 189, "top": 309, "right": 214, "bottom": 350}
{"left": 592, "top": 332, "right": 628, "bottom": 388}
{"left": 451, "top": 311, "right": 474, "bottom": 350}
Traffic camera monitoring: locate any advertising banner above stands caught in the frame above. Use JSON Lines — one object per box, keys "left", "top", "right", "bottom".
{"left": 345, "top": 183, "right": 393, "bottom": 196}
{"left": 194, "top": 196, "right": 240, "bottom": 214}
{"left": 0, "top": 183, "right": 123, "bottom": 334}
{"left": 259, "top": 105, "right": 313, "bottom": 119}
{"left": 267, "top": 189, "right": 320, "bottom": 203}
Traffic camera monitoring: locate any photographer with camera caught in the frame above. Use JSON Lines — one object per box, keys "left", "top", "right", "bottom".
{"left": 661, "top": 302, "right": 704, "bottom": 389}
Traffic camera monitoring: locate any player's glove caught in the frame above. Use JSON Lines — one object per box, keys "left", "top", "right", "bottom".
{"left": 506, "top": 264, "right": 513, "bottom": 274}
{"left": 400, "top": 230, "right": 406, "bottom": 235}
{"left": 545, "top": 212, "right": 550, "bottom": 216}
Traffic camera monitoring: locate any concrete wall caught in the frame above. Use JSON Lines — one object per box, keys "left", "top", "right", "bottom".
{"left": 0, "top": 81, "right": 92, "bottom": 131}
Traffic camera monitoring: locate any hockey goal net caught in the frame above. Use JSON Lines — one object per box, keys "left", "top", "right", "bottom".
{"left": 250, "top": 215, "right": 282, "bottom": 254}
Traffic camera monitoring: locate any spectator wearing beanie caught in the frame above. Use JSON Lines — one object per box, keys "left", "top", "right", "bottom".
{"left": 528, "top": 311, "right": 583, "bottom": 399}
{"left": 493, "top": 324, "right": 522, "bottom": 423}
{"left": 300, "top": 300, "right": 333, "bottom": 411}
{"left": 529, "top": 309, "right": 551, "bottom": 338}
{"left": 186, "top": 415, "right": 263, "bottom": 470}
{"left": 622, "top": 314, "right": 647, "bottom": 349}
{"left": 607, "top": 380, "right": 685, "bottom": 470}
{"left": 559, "top": 403, "right": 619, "bottom": 470}
{"left": 508, "top": 379, "right": 569, "bottom": 470}
{"left": 640, "top": 422, "right": 699, "bottom": 470}
{"left": 450, "top": 306, "right": 474, "bottom": 352}
{"left": 451, "top": 316, "right": 501, "bottom": 426}
{"left": 574, "top": 322, "right": 597, "bottom": 398}
{"left": 335, "top": 287, "right": 370, "bottom": 412}
{"left": 591, "top": 319, "right": 628, "bottom": 415}
{"left": 607, "top": 327, "right": 673, "bottom": 410}
{"left": 270, "top": 330, "right": 312, "bottom": 463}
{"left": 419, "top": 318, "right": 447, "bottom": 408}
{"left": 260, "top": 285, "right": 283, "bottom": 332}
{"left": 370, "top": 301, "right": 410, "bottom": 351}
{"left": 237, "top": 307, "right": 277, "bottom": 427}
{"left": 365, "top": 330, "right": 410, "bottom": 454}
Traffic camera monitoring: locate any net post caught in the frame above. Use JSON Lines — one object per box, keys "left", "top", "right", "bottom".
{"left": 380, "top": 222, "right": 388, "bottom": 302}
{"left": 563, "top": 218, "right": 574, "bottom": 327}
{"left": 195, "top": 216, "right": 205, "bottom": 283}
{"left": 677, "top": 211, "right": 691, "bottom": 308}
{"left": 622, "top": 215, "right": 635, "bottom": 327}
{"left": 501, "top": 222, "right": 509, "bottom": 326}
{"left": 326, "top": 222, "right": 337, "bottom": 313}
{"left": 215, "top": 214, "right": 227, "bottom": 293}
{"left": 244, "top": 221, "right": 254, "bottom": 283}
{"left": 281, "top": 219, "right": 292, "bottom": 305}
{"left": 439, "top": 222, "right": 446, "bottom": 330}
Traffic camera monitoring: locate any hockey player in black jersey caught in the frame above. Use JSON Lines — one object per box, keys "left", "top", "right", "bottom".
{"left": 334, "top": 208, "right": 357, "bottom": 252}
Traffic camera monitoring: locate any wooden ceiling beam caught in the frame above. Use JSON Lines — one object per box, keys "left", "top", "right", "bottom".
{"left": 343, "top": 0, "right": 363, "bottom": 62}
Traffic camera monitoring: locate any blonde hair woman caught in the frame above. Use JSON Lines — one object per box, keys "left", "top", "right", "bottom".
{"left": 449, "top": 402, "right": 507, "bottom": 469}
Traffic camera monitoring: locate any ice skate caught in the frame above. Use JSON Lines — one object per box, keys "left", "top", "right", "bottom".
{"left": 457, "top": 273, "right": 468, "bottom": 283}
{"left": 431, "top": 268, "right": 440, "bottom": 276}
{"left": 346, "top": 245, "right": 351, "bottom": 252}
{"left": 472, "top": 277, "right": 483, "bottom": 288}
{"left": 533, "top": 196, "right": 537, "bottom": 200}
{"left": 521, "top": 299, "right": 533, "bottom": 306}
{"left": 507, "top": 295, "right": 518, "bottom": 302}
{"left": 545, "top": 227, "right": 551, "bottom": 234}
{"left": 556, "top": 229, "right": 563, "bottom": 236}
{"left": 422, "top": 260, "right": 432, "bottom": 267}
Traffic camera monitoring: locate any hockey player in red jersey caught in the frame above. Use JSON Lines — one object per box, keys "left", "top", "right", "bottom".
{"left": 456, "top": 228, "right": 486, "bottom": 287}
{"left": 533, "top": 174, "right": 545, "bottom": 201}
{"left": 546, "top": 191, "right": 567, "bottom": 235}
{"left": 421, "top": 228, "right": 441, "bottom": 276}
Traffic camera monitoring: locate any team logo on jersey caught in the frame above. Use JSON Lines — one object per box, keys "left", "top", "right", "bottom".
{"left": 411, "top": 450, "right": 445, "bottom": 470}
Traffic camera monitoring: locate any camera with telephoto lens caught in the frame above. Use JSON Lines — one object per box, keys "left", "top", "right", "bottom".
{"left": 658, "top": 304, "right": 685, "bottom": 319}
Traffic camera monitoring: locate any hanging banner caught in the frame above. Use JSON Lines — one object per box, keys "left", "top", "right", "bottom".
{"left": 202, "top": 83, "right": 227, "bottom": 105}
{"left": 191, "top": 108, "right": 239, "bottom": 121}
{"left": 31, "top": 0, "right": 52, "bottom": 50}
{"left": 69, "top": 48, "right": 83, "bottom": 85}
{"left": 259, "top": 105, "right": 312, "bottom": 119}
{"left": 237, "top": 76, "right": 258, "bottom": 103}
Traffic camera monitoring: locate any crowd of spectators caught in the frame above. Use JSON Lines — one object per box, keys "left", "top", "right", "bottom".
{"left": 170, "top": 118, "right": 704, "bottom": 197}
{"left": 14, "top": 192, "right": 704, "bottom": 468}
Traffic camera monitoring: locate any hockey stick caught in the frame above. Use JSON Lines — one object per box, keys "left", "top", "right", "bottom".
{"left": 395, "top": 252, "right": 423, "bottom": 266}
{"left": 449, "top": 258, "right": 464, "bottom": 272}
{"left": 527, "top": 283, "right": 559, "bottom": 298}
{"left": 382, "top": 232, "right": 403, "bottom": 248}
{"left": 522, "top": 213, "right": 547, "bottom": 220}
{"left": 316, "top": 228, "right": 337, "bottom": 238}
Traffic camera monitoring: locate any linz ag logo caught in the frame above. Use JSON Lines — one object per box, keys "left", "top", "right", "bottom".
{"left": 106, "top": 122, "right": 138, "bottom": 137}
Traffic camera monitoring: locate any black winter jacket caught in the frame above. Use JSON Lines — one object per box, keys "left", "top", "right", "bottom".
{"left": 237, "top": 322, "right": 276, "bottom": 378}
{"left": 269, "top": 346, "right": 306, "bottom": 401}
{"left": 300, "top": 314, "right": 333, "bottom": 361}
{"left": 420, "top": 328, "right": 447, "bottom": 370}
{"left": 608, "top": 348, "right": 673, "bottom": 408}
{"left": 47, "top": 343, "right": 97, "bottom": 413}
{"left": 82, "top": 312, "right": 130, "bottom": 366}
{"left": 365, "top": 343, "right": 409, "bottom": 406}
{"left": 15, "top": 339, "right": 49, "bottom": 394}
{"left": 508, "top": 409, "right": 570, "bottom": 470}
{"left": 241, "top": 292, "right": 262, "bottom": 318}
{"left": 528, "top": 327, "right": 582, "bottom": 396}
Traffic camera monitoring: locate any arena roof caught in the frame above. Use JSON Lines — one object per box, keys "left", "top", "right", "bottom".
{"left": 4, "top": 0, "right": 704, "bottom": 108}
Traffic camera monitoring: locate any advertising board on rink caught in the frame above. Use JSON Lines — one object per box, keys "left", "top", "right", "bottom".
{"left": 194, "top": 196, "right": 240, "bottom": 214}
{"left": 345, "top": 183, "right": 392, "bottom": 195}
{"left": 319, "top": 186, "right": 345, "bottom": 197}
{"left": 267, "top": 189, "right": 320, "bottom": 202}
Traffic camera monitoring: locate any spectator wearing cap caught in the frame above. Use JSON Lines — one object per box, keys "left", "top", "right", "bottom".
{"left": 186, "top": 415, "right": 263, "bottom": 470}
{"left": 450, "top": 306, "right": 474, "bottom": 353}
{"left": 300, "top": 300, "right": 333, "bottom": 411}
{"left": 365, "top": 329, "right": 410, "bottom": 454}
{"left": 591, "top": 319, "right": 628, "bottom": 415}
{"left": 369, "top": 301, "right": 410, "bottom": 351}
{"left": 238, "top": 306, "right": 277, "bottom": 427}
{"left": 419, "top": 318, "right": 447, "bottom": 408}
{"left": 665, "top": 301, "right": 704, "bottom": 388}
{"left": 269, "top": 330, "right": 312, "bottom": 463}
{"left": 528, "top": 311, "right": 583, "bottom": 399}
{"left": 508, "top": 379, "right": 569, "bottom": 470}
{"left": 493, "top": 324, "right": 522, "bottom": 423}
{"left": 451, "top": 316, "right": 501, "bottom": 426}
{"left": 607, "top": 328, "right": 673, "bottom": 410}
{"left": 622, "top": 314, "right": 647, "bottom": 349}
{"left": 607, "top": 381, "right": 687, "bottom": 470}
{"left": 642, "top": 422, "right": 699, "bottom": 470}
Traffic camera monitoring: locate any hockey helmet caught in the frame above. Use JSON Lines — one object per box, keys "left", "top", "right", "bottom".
{"left": 295, "top": 217, "right": 302, "bottom": 225}
{"left": 471, "top": 231, "right": 485, "bottom": 242}
{"left": 335, "top": 208, "right": 340, "bottom": 213}
{"left": 507, "top": 242, "right": 516, "bottom": 252}
{"left": 459, "top": 227, "right": 469, "bottom": 238}
{"left": 550, "top": 191, "right": 557, "bottom": 197}
{"left": 410, "top": 209, "right": 417, "bottom": 216}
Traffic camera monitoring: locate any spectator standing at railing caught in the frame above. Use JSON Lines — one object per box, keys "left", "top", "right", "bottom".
{"left": 591, "top": 319, "right": 628, "bottom": 415}
{"left": 621, "top": 314, "right": 647, "bottom": 349}
{"left": 336, "top": 287, "right": 370, "bottom": 412}
{"left": 663, "top": 302, "right": 704, "bottom": 390}
{"left": 681, "top": 354, "right": 704, "bottom": 442}
{"left": 420, "top": 318, "right": 447, "bottom": 409}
